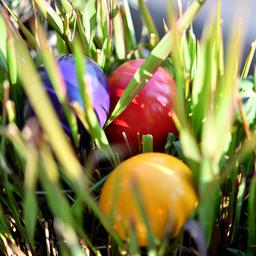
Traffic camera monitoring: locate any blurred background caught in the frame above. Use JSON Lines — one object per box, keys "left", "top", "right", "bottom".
{"left": 6, "top": 0, "right": 256, "bottom": 73}
{"left": 130, "top": 0, "right": 256, "bottom": 72}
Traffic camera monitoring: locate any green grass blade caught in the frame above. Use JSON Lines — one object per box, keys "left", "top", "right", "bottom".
{"left": 78, "top": 0, "right": 96, "bottom": 43}
{"left": 180, "top": 129, "right": 201, "bottom": 162}
{"left": 111, "top": 0, "right": 126, "bottom": 60}
{"left": 220, "top": 132, "right": 256, "bottom": 184}
{"left": 138, "top": 0, "right": 159, "bottom": 44}
{"left": 0, "top": 205, "right": 12, "bottom": 241}
{"left": 76, "top": 12, "right": 90, "bottom": 56}
{"left": 54, "top": 220, "right": 90, "bottom": 256}
{"left": 241, "top": 41, "right": 256, "bottom": 78}
{"left": 59, "top": 0, "right": 75, "bottom": 15}
{"left": 191, "top": 42, "right": 205, "bottom": 111}
{"left": 34, "top": 0, "right": 64, "bottom": 36}
{"left": 6, "top": 25, "right": 17, "bottom": 86}
{"left": 187, "top": 28, "right": 197, "bottom": 80}
{"left": 0, "top": 1, "right": 37, "bottom": 49}
{"left": 254, "top": 69, "right": 256, "bottom": 90}
{"left": 212, "top": 50, "right": 240, "bottom": 158}
{"left": 96, "top": 38, "right": 110, "bottom": 69}
{"left": 191, "top": 34, "right": 216, "bottom": 136}
{"left": 128, "top": 227, "right": 140, "bottom": 256}
{"left": 39, "top": 143, "right": 73, "bottom": 227}
{"left": 72, "top": 39, "right": 118, "bottom": 166}
{"left": 6, "top": 123, "right": 28, "bottom": 159}
{"left": 3, "top": 177, "right": 27, "bottom": 244}
{"left": 14, "top": 32, "right": 86, "bottom": 190}
{"left": 247, "top": 175, "right": 256, "bottom": 255}
{"left": 6, "top": 100, "right": 15, "bottom": 123}
{"left": 24, "top": 147, "right": 39, "bottom": 246}
{"left": 215, "top": 0, "right": 224, "bottom": 76}
{"left": 142, "top": 134, "right": 153, "bottom": 153}
{"left": 1, "top": 13, "right": 23, "bottom": 116}
{"left": 96, "top": 0, "right": 110, "bottom": 42}
{"left": 121, "top": 0, "right": 137, "bottom": 50}
{"left": 170, "top": 26, "right": 202, "bottom": 163}
{"left": 0, "top": 14, "right": 7, "bottom": 70}
{"left": 232, "top": 176, "right": 246, "bottom": 243}
{"left": 198, "top": 158, "right": 220, "bottom": 245}
{"left": 36, "top": 22, "right": 79, "bottom": 146}
{"left": 131, "top": 179, "right": 158, "bottom": 249}
{"left": 88, "top": 0, "right": 97, "bottom": 41}
{"left": 39, "top": 142, "right": 96, "bottom": 254}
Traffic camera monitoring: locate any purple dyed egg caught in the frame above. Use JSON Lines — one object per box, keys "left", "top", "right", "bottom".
{"left": 25, "top": 54, "right": 110, "bottom": 149}
{"left": 41, "top": 55, "right": 109, "bottom": 126}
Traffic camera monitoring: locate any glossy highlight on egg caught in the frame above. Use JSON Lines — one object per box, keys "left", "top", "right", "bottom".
{"left": 105, "top": 59, "right": 177, "bottom": 155}
{"left": 99, "top": 153, "right": 198, "bottom": 246}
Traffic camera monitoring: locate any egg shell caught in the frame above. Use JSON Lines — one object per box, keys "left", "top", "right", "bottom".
{"left": 99, "top": 153, "right": 198, "bottom": 246}
{"left": 106, "top": 59, "right": 177, "bottom": 155}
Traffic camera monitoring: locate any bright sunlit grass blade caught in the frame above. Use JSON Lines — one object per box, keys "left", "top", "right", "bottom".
{"left": 54, "top": 219, "right": 92, "bottom": 256}
{"left": 106, "top": 0, "right": 205, "bottom": 126}
{"left": 198, "top": 159, "right": 220, "bottom": 245}
{"left": 34, "top": 0, "right": 64, "bottom": 36}
{"left": 6, "top": 100, "right": 15, "bottom": 123}
{"left": 5, "top": 123, "right": 28, "bottom": 160}
{"left": 179, "top": 30, "right": 196, "bottom": 84}
{"left": 0, "top": 14, "right": 7, "bottom": 70}
{"left": 6, "top": 23, "right": 17, "bottom": 86}
{"left": 138, "top": 0, "right": 159, "bottom": 44}
{"left": 213, "top": 4, "right": 244, "bottom": 154}
{"left": 187, "top": 28, "right": 197, "bottom": 80}
{"left": 76, "top": 13, "right": 90, "bottom": 56}
{"left": 121, "top": 0, "right": 137, "bottom": 51}
{"left": 24, "top": 147, "right": 38, "bottom": 246}
{"left": 0, "top": 1, "right": 37, "bottom": 49}
{"left": 96, "top": 38, "right": 110, "bottom": 69}
{"left": 82, "top": 0, "right": 97, "bottom": 43}
{"left": 191, "top": 31, "right": 217, "bottom": 137}
{"left": 39, "top": 142, "right": 96, "bottom": 254}
{"left": 96, "top": 0, "right": 110, "bottom": 43}
{"left": 36, "top": 22, "right": 79, "bottom": 146}
{"left": 4, "top": 15, "right": 23, "bottom": 111}
{"left": 58, "top": 0, "right": 74, "bottom": 15}
{"left": 216, "top": 0, "right": 224, "bottom": 76}
{"left": 111, "top": 0, "right": 126, "bottom": 60}
{"left": 254, "top": 69, "right": 256, "bottom": 89}
{"left": 14, "top": 31, "right": 87, "bottom": 190}
{"left": 179, "top": 130, "right": 201, "bottom": 162}
{"left": 72, "top": 39, "right": 118, "bottom": 166}
{"left": 241, "top": 41, "right": 256, "bottom": 78}
{"left": 170, "top": 21, "right": 201, "bottom": 163}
